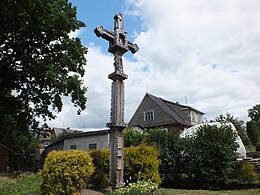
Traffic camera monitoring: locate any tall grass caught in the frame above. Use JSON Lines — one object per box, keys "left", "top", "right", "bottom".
{"left": 0, "top": 173, "right": 42, "bottom": 195}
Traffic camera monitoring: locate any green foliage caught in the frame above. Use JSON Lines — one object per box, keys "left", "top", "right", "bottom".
{"left": 123, "top": 128, "right": 146, "bottom": 147}
{"left": 0, "top": 0, "right": 87, "bottom": 154}
{"left": 124, "top": 144, "right": 161, "bottom": 184}
{"left": 239, "top": 162, "right": 258, "bottom": 183}
{"left": 183, "top": 124, "right": 238, "bottom": 189}
{"left": 256, "top": 143, "right": 260, "bottom": 151}
{"left": 145, "top": 128, "right": 168, "bottom": 149}
{"left": 247, "top": 121, "right": 260, "bottom": 146}
{"left": 41, "top": 150, "right": 94, "bottom": 195}
{"left": 248, "top": 104, "right": 260, "bottom": 122}
{"left": 145, "top": 129, "right": 183, "bottom": 187}
{"left": 0, "top": 173, "right": 42, "bottom": 194}
{"left": 88, "top": 148, "right": 110, "bottom": 189}
{"left": 86, "top": 146, "right": 161, "bottom": 188}
{"left": 215, "top": 113, "right": 251, "bottom": 145}
{"left": 110, "top": 180, "right": 158, "bottom": 195}
{"left": 245, "top": 145, "right": 256, "bottom": 152}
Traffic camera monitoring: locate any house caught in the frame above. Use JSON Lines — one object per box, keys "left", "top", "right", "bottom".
{"left": 39, "top": 127, "right": 81, "bottom": 153}
{"left": 43, "top": 129, "right": 110, "bottom": 156}
{"left": 129, "top": 93, "right": 204, "bottom": 133}
{"left": 0, "top": 143, "right": 13, "bottom": 171}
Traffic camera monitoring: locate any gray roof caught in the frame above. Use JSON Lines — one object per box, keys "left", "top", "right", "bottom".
{"left": 147, "top": 93, "right": 204, "bottom": 126}
{"left": 53, "top": 128, "right": 81, "bottom": 137}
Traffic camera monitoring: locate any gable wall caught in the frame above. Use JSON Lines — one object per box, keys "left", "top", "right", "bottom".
{"left": 129, "top": 95, "right": 177, "bottom": 128}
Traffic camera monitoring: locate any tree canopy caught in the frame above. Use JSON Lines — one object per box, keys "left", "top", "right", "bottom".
{"left": 214, "top": 113, "right": 251, "bottom": 145}
{"left": 182, "top": 124, "right": 238, "bottom": 189}
{"left": 0, "top": 0, "right": 87, "bottom": 152}
{"left": 248, "top": 104, "right": 260, "bottom": 123}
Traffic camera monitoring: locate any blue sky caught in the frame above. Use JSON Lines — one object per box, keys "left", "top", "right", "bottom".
{"left": 48, "top": 0, "right": 260, "bottom": 129}
{"left": 70, "top": 0, "right": 142, "bottom": 54}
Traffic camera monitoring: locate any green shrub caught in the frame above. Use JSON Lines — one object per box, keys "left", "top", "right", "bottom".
{"left": 124, "top": 144, "right": 161, "bottom": 184}
{"left": 183, "top": 124, "right": 238, "bottom": 189}
{"left": 87, "top": 145, "right": 161, "bottom": 188}
{"left": 110, "top": 180, "right": 158, "bottom": 195}
{"left": 41, "top": 150, "right": 94, "bottom": 195}
{"left": 88, "top": 148, "right": 110, "bottom": 189}
{"left": 239, "top": 162, "right": 258, "bottom": 183}
{"left": 256, "top": 143, "right": 260, "bottom": 151}
{"left": 247, "top": 121, "right": 260, "bottom": 146}
{"left": 145, "top": 129, "right": 183, "bottom": 187}
{"left": 245, "top": 145, "right": 256, "bottom": 152}
{"left": 123, "top": 128, "right": 146, "bottom": 147}
{"left": 0, "top": 173, "right": 42, "bottom": 194}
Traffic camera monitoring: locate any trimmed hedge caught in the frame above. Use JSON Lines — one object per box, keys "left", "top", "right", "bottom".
{"left": 124, "top": 144, "right": 161, "bottom": 184}
{"left": 87, "top": 145, "right": 161, "bottom": 188}
{"left": 41, "top": 150, "right": 94, "bottom": 195}
{"left": 88, "top": 148, "right": 110, "bottom": 189}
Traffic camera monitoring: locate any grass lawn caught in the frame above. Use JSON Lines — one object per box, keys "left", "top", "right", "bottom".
{"left": 1, "top": 174, "right": 260, "bottom": 195}
{"left": 0, "top": 173, "right": 42, "bottom": 194}
{"left": 156, "top": 188, "right": 260, "bottom": 195}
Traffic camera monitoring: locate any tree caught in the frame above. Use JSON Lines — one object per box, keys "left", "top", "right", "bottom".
{"left": 248, "top": 104, "right": 260, "bottom": 122}
{"left": 246, "top": 121, "right": 260, "bottom": 146}
{"left": 123, "top": 128, "right": 146, "bottom": 147}
{"left": 215, "top": 113, "right": 251, "bottom": 145}
{"left": 0, "top": 0, "right": 87, "bottom": 152}
{"left": 183, "top": 124, "right": 238, "bottom": 189}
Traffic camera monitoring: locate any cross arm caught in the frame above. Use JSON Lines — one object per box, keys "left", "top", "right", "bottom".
{"left": 94, "top": 26, "right": 115, "bottom": 43}
{"left": 127, "top": 41, "right": 139, "bottom": 54}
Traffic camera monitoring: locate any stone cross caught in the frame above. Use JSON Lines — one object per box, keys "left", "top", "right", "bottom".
{"left": 94, "top": 13, "right": 138, "bottom": 189}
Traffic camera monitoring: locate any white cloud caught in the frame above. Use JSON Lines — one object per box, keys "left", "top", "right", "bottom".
{"left": 49, "top": 0, "right": 260, "bottom": 129}
{"left": 126, "top": 0, "right": 260, "bottom": 121}
{"left": 68, "top": 29, "right": 84, "bottom": 38}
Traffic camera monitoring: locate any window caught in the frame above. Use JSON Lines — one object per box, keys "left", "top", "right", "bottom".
{"left": 89, "top": 143, "right": 97, "bottom": 150}
{"left": 70, "top": 145, "right": 77, "bottom": 150}
{"left": 144, "top": 110, "right": 154, "bottom": 121}
{"left": 191, "top": 111, "right": 196, "bottom": 123}
{"left": 191, "top": 111, "right": 202, "bottom": 124}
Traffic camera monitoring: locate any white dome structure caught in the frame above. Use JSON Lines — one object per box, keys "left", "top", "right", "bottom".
{"left": 180, "top": 122, "right": 246, "bottom": 159}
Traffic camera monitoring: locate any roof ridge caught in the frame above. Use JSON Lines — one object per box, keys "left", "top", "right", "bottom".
{"left": 147, "top": 93, "right": 204, "bottom": 115}
{"left": 147, "top": 93, "right": 190, "bottom": 125}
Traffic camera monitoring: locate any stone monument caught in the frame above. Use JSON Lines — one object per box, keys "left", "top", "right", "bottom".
{"left": 94, "top": 13, "right": 139, "bottom": 188}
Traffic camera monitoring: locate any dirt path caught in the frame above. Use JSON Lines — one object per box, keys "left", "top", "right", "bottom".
{"left": 81, "top": 187, "right": 111, "bottom": 195}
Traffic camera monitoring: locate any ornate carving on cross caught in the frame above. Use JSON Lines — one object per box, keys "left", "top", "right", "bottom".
{"left": 94, "top": 13, "right": 139, "bottom": 75}
{"left": 94, "top": 13, "right": 139, "bottom": 189}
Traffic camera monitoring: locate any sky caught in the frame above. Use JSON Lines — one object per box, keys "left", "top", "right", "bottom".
{"left": 48, "top": 0, "right": 260, "bottom": 130}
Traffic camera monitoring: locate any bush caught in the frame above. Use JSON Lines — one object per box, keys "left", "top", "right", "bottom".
{"left": 123, "top": 128, "right": 146, "bottom": 147}
{"left": 239, "top": 162, "right": 258, "bottom": 183}
{"left": 124, "top": 144, "right": 161, "bottom": 184}
{"left": 145, "top": 129, "right": 183, "bottom": 187}
{"left": 110, "top": 180, "right": 158, "bottom": 195}
{"left": 86, "top": 145, "right": 161, "bottom": 188}
{"left": 41, "top": 150, "right": 94, "bottom": 195}
{"left": 88, "top": 148, "right": 110, "bottom": 189}
{"left": 247, "top": 121, "right": 260, "bottom": 146}
{"left": 0, "top": 173, "right": 42, "bottom": 194}
{"left": 256, "top": 143, "right": 260, "bottom": 151}
{"left": 183, "top": 124, "right": 238, "bottom": 189}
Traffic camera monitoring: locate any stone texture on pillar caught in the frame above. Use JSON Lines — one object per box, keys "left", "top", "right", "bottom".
{"left": 94, "top": 13, "right": 138, "bottom": 189}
